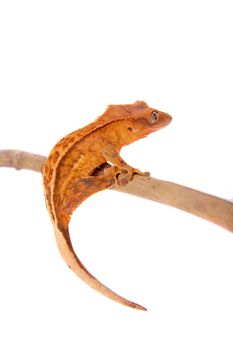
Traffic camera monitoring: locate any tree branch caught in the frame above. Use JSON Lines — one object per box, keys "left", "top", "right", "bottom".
{"left": 0, "top": 149, "right": 46, "bottom": 172}
{"left": 1, "top": 149, "right": 232, "bottom": 233}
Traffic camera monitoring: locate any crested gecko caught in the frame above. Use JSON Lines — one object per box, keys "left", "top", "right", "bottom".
{"left": 42, "top": 101, "right": 172, "bottom": 310}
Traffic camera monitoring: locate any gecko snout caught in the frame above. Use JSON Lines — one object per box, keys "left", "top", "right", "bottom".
{"left": 158, "top": 111, "right": 172, "bottom": 128}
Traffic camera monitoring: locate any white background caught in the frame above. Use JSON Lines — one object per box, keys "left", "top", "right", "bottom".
{"left": 0, "top": 1, "right": 233, "bottom": 349}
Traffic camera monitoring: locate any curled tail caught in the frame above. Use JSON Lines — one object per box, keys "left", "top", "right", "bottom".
{"left": 54, "top": 224, "right": 146, "bottom": 311}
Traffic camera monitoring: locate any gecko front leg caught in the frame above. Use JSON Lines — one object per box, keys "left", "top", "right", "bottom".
{"left": 103, "top": 144, "right": 150, "bottom": 186}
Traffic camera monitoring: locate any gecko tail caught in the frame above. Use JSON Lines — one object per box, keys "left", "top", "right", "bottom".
{"left": 54, "top": 225, "right": 146, "bottom": 311}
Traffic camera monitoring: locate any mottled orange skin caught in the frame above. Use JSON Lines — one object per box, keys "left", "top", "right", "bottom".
{"left": 43, "top": 101, "right": 172, "bottom": 310}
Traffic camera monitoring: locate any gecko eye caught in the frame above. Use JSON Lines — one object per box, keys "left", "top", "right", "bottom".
{"left": 149, "top": 111, "right": 159, "bottom": 124}
{"left": 128, "top": 127, "right": 133, "bottom": 131}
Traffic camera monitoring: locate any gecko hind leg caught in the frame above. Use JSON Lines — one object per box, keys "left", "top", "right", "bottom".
{"left": 60, "top": 165, "right": 122, "bottom": 216}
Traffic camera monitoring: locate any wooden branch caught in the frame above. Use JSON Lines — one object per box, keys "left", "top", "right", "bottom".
{"left": 0, "top": 149, "right": 46, "bottom": 172}
{"left": 116, "top": 176, "right": 233, "bottom": 233}
{"left": 1, "top": 149, "right": 232, "bottom": 233}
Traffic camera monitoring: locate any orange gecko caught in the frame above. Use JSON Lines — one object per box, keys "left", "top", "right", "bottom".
{"left": 42, "top": 101, "right": 172, "bottom": 310}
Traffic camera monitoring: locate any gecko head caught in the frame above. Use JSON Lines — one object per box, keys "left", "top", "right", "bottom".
{"left": 120, "top": 101, "right": 172, "bottom": 144}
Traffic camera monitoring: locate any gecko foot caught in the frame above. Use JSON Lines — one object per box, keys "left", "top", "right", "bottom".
{"left": 116, "top": 168, "right": 150, "bottom": 186}
{"left": 133, "top": 169, "right": 150, "bottom": 177}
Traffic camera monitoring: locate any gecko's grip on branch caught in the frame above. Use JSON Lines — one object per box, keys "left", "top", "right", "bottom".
{"left": 0, "top": 149, "right": 232, "bottom": 233}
